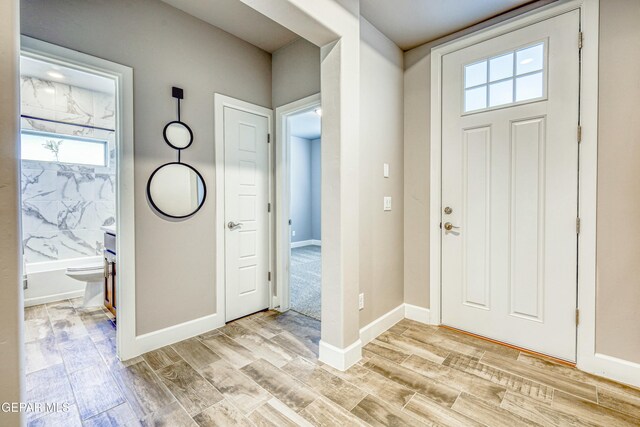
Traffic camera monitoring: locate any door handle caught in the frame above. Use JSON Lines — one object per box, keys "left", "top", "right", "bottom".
{"left": 227, "top": 221, "right": 243, "bottom": 229}
{"left": 444, "top": 222, "right": 460, "bottom": 231}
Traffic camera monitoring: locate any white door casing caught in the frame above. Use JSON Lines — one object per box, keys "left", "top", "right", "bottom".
{"left": 224, "top": 106, "right": 270, "bottom": 322}
{"left": 275, "top": 93, "right": 321, "bottom": 312}
{"left": 441, "top": 10, "right": 580, "bottom": 361}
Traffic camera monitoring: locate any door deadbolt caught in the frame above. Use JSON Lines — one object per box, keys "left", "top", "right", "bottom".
{"left": 444, "top": 206, "right": 453, "bottom": 215}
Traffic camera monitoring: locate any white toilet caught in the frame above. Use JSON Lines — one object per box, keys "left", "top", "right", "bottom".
{"left": 65, "top": 264, "right": 104, "bottom": 307}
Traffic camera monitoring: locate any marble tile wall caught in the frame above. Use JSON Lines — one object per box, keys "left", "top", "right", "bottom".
{"left": 20, "top": 76, "right": 116, "bottom": 264}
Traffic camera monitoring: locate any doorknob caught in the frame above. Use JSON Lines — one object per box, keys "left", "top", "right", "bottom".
{"left": 227, "top": 221, "right": 243, "bottom": 229}
{"left": 444, "top": 222, "right": 459, "bottom": 231}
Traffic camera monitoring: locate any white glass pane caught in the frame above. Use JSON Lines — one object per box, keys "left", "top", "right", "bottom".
{"left": 465, "top": 61, "right": 487, "bottom": 88}
{"left": 516, "top": 72, "right": 544, "bottom": 102}
{"left": 21, "top": 132, "right": 107, "bottom": 167}
{"left": 516, "top": 43, "right": 544, "bottom": 75}
{"left": 489, "top": 53, "right": 514, "bottom": 82}
{"left": 465, "top": 86, "right": 487, "bottom": 112}
{"left": 489, "top": 80, "right": 513, "bottom": 107}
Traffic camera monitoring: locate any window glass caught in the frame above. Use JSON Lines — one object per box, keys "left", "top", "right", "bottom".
{"left": 489, "top": 53, "right": 514, "bottom": 82}
{"left": 516, "top": 43, "right": 544, "bottom": 75}
{"left": 464, "top": 60, "right": 487, "bottom": 88}
{"left": 463, "top": 42, "right": 545, "bottom": 113}
{"left": 21, "top": 131, "right": 107, "bottom": 167}
{"left": 465, "top": 86, "right": 487, "bottom": 112}
{"left": 489, "top": 80, "right": 514, "bottom": 107}
{"left": 516, "top": 72, "right": 544, "bottom": 102}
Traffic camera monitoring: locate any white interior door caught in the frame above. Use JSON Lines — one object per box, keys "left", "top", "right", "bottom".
{"left": 441, "top": 10, "right": 580, "bottom": 361}
{"left": 224, "top": 106, "right": 270, "bottom": 322}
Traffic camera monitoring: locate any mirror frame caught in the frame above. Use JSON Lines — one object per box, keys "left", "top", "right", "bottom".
{"left": 163, "top": 120, "right": 193, "bottom": 150}
{"left": 146, "top": 161, "right": 207, "bottom": 219}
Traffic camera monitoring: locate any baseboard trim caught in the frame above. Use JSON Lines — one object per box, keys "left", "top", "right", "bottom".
{"left": 24, "top": 290, "right": 85, "bottom": 307}
{"left": 579, "top": 353, "right": 640, "bottom": 389}
{"left": 404, "top": 304, "right": 431, "bottom": 324}
{"left": 290, "top": 240, "right": 321, "bottom": 248}
{"left": 359, "top": 304, "right": 404, "bottom": 345}
{"left": 319, "top": 338, "right": 362, "bottom": 371}
{"left": 132, "top": 313, "right": 224, "bottom": 358}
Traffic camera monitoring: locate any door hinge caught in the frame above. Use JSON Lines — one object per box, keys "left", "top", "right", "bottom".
{"left": 267, "top": 203, "right": 271, "bottom": 213}
{"left": 576, "top": 217, "right": 581, "bottom": 234}
{"left": 267, "top": 133, "right": 271, "bottom": 143}
{"left": 576, "top": 308, "right": 580, "bottom": 326}
{"left": 578, "top": 31, "right": 583, "bottom": 50}
{"left": 268, "top": 272, "right": 271, "bottom": 281}
{"left": 577, "top": 125, "right": 582, "bottom": 143}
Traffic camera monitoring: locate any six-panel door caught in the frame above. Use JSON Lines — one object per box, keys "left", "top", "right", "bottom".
{"left": 224, "top": 106, "right": 270, "bottom": 322}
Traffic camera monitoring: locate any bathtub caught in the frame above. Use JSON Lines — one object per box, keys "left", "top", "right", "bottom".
{"left": 24, "top": 256, "right": 103, "bottom": 307}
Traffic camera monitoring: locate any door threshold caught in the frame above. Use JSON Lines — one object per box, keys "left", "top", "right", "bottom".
{"left": 226, "top": 308, "right": 271, "bottom": 324}
{"left": 440, "top": 325, "right": 576, "bottom": 367}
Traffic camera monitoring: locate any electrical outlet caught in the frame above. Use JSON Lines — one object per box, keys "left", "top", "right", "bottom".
{"left": 292, "top": 230, "right": 296, "bottom": 237}
{"left": 383, "top": 197, "right": 392, "bottom": 211}
{"left": 359, "top": 293, "right": 364, "bottom": 310}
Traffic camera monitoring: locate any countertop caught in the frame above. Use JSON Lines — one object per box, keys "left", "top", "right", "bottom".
{"left": 101, "top": 225, "right": 116, "bottom": 235}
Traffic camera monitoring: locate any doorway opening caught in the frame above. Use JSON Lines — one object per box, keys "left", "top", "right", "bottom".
{"left": 275, "top": 94, "right": 322, "bottom": 321}
{"left": 20, "top": 37, "right": 136, "bottom": 383}
{"left": 288, "top": 107, "right": 322, "bottom": 320}
{"left": 19, "top": 52, "right": 122, "bottom": 408}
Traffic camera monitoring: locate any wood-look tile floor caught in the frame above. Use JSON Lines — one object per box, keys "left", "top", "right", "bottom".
{"left": 25, "top": 300, "right": 640, "bottom": 426}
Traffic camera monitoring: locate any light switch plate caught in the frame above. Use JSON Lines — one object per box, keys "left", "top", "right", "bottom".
{"left": 383, "top": 163, "right": 389, "bottom": 178}
{"left": 359, "top": 293, "right": 364, "bottom": 310}
{"left": 384, "top": 197, "right": 392, "bottom": 211}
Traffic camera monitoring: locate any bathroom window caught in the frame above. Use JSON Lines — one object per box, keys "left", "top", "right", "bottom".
{"left": 463, "top": 41, "right": 546, "bottom": 113}
{"left": 21, "top": 130, "right": 108, "bottom": 167}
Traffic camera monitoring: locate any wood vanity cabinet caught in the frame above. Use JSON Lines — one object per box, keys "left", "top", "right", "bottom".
{"left": 104, "top": 254, "right": 116, "bottom": 317}
{"left": 104, "top": 231, "right": 117, "bottom": 318}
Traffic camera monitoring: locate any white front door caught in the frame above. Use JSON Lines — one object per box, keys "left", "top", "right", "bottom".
{"left": 224, "top": 106, "right": 270, "bottom": 322}
{"left": 441, "top": 10, "right": 580, "bottom": 361}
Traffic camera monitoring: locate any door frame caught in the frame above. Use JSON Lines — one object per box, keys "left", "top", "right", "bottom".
{"left": 214, "top": 94, "right": 274, "bottom": 322}
{"left": 274, "top": 93, "right": 322, "bottom": 311}
{"left": 429, "top": 0, "right": 600, "bottom": 371}
{"left": 20, "top": 36, "right": 138, "bottom": 360}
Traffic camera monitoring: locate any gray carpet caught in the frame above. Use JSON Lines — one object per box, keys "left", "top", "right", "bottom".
{"left": 290, "top": 245, "right": 321, "bottom": 320}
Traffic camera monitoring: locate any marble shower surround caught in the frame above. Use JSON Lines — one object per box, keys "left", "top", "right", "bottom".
{"left": 20, "top": 75, "right": 116, "bottom": 264}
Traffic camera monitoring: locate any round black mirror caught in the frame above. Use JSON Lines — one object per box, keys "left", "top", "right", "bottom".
{"left": 163, "top": 121, "right": 193, "bottom": 150}
{"left": 147, "top": 162, "right": 206, "bottom": 218}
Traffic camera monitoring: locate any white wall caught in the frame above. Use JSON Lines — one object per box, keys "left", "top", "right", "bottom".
{"left": 358, "top": 18, "right": 404, "bottom": 327}
{"left": 311, "top": 138, "right": 321, "bottom": 240}
{"left": 403, "top": 0, "right": 640, "bottom": 369}
{"left": 0, "top": 0, "right": 24, "bottom": 423}
{"left": 21, "top": 0, "right": 272, "bottom": 335}
{"left": 290, "top": 135, "right": 313, "bottom": 242}
{"left": 402, "top": 0, "right": 555, "bottom": 311}
{"left": 595, "top": 0, "right": 640, "bottom": 364}
{"left": 272, "top": 38, "right": 321, "bottom": 108}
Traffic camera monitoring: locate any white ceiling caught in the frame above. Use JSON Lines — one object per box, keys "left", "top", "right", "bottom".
{"left": 360, "top": 0, "right": 534, "bottom": 50}
{"left": 289, "top": 110, "right": 321, "bottom": 140}
{"left": 161, "top": 0, "right": 299, "bottom": 53}
{"left": 161, "top": 0, "right": 536, "bottom": 53}
{"left": 20, "top": 56, "right": 115, "bottom": 94}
